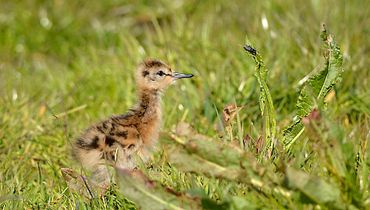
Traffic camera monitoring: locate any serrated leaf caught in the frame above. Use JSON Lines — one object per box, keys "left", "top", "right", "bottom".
{"left": 170, "top": 132, "right": 243, "bottom": 167}
{"left": 244, "top": 45, "right": 277, "bottom": 156}
{"left": 283, "top": 25, "right": 344, "bottom": 149}
{"left": 297, "top": 69, "right": 327, "bottom": 118}
{"left": 282, "top": 121, "right": 304, "bottom": 149}
{"left": 117, "top": 169, "right": 201, "bottom": 210}
{"left": 168, "top": 144, "right": 284, "bottom": 198}
{"left": 169, "top": 148, "right": 241, "bottom": 180}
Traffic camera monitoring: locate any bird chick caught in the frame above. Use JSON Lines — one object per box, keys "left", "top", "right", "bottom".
{"left": 72, "top": 59, "right": 193, "bottom": 188}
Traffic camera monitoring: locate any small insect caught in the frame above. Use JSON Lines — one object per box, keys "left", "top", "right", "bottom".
{"left": 244, "top": 45, "right": 257, "bottom": 56}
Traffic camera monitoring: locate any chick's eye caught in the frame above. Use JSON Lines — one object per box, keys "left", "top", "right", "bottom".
{"left": 157, "top": 71, "right": 165, "bottom": 76}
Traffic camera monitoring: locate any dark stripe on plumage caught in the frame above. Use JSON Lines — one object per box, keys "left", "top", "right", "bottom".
{"left": 102, "top": 122, "right": 108, "bottom": 129}
{"left": 142, "top": 70, "right": 149, "bottom": 77}
{"left": 102, "top": 151, "right": 116, "bottom": 161}
{"left": 115, "top": 130, "right": 128, "bottom": 138}
{"left": 76, "top": 136, "right": 100, "bottom": 150}
{"left": 144, "top": 60, "right": 165, "bottom": 68}
{"left": 96, "top": 125, "right": 105, "bottom": 133}
{"left": 105, "top": 135, "right": 116, "bottom": 147}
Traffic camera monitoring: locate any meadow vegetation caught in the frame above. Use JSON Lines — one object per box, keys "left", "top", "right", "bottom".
{"left": 0, "top": 0, "right": 369, "bottom": 209}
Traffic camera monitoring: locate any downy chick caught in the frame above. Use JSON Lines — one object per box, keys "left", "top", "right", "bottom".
{"left": 72, "top": 59, "right": 193, "bottom": 188}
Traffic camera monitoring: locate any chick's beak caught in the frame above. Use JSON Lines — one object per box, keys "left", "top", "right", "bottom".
{"left": 172, "top": 72, "right": 194, "bottom": 79}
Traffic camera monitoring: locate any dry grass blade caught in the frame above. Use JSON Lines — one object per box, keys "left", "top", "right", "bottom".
{"left": 61, "top": 168, "right": 108, "bottom": 199}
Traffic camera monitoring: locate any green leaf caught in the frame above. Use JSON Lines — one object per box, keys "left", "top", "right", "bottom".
{"left": 117, "top": 169, "right": 201, "bottom": 210}
{"left": 230, "top": 196, "right": 257, "bottom": 210}
{"left": 296, "top": 70, "right": 327, "bottom": 118}
{"left": 244, "top": 45, "right": 277, "bottom": 156}
{"left": 168, "top": 144, "right": 285, "bottom": 199}
{"left": 170, "top": 133, "right": 243, "bottom": 167}
{"left": 283, "top": 24, "right": 344, "bottom": 149}
{"left": 201, "top": 198, "right": 230, "bottom": 210}
{"left": 285, "top": 167, "right": 342, "bottom": 207}
{"left": 282, "top": 121, "right": 304, "bottom": 149}
{"left": 169, "top": 147, "right": 241, "bottom": 180}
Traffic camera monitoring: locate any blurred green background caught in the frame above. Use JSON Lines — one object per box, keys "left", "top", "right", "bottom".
{"left": 0, "top": 0, "right": 369, "bottom": 208}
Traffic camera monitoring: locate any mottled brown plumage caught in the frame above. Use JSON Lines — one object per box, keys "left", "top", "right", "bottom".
{"left": 72, "top": 59, "right": 193, "bottom": 188}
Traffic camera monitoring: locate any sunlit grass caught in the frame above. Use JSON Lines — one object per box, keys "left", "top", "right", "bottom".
{"left": 0, "top": 0, "right": 369, "bottom": 209}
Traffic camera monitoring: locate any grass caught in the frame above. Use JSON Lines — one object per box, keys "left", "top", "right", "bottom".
{"left": 0, "top": 0, "right": 369, "bottom": 209}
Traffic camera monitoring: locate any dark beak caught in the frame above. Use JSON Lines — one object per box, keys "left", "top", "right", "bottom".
{"left": 172, "top": 72, "right": 194, "bottom": 79}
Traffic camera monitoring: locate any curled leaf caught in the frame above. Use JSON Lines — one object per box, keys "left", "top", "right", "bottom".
{"left": 283, "top": 24, "right": 344, "bottom": 149}
{"left": 222, "top": 103, "right": 244, "bottom": 127}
